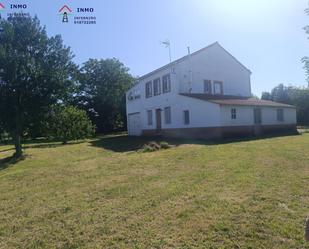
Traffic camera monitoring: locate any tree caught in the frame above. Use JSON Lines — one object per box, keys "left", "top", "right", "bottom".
{"left": 303, "top": 7, "right": 309, "bottom": 87}
{"left": 0, "top": 16, "right": 76, "bottom": 157}
{"left": 261, "top": 92, "right": 272, "bottom": 100}
{"left": 262, "top": 84, "right": 309, "bottom": 125}
{"left": 78, "top": 58, "right": 134, "bottom": 133}
{"left": 46, "top": 105, "right": 94, "bottom": 144}
{"left": 271, "top": 84, "right": 291, "bottom": 104}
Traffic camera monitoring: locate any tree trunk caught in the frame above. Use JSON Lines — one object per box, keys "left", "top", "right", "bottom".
{"left": 13, "top": 132, "right": 23, "bottom": 158}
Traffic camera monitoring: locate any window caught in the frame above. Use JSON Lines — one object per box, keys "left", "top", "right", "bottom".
{"left": 162, "top": 74, "right": 171, "bottom": 93}
{"left": 277, "top": 109, "right": 284, "bottom": 122}
{"left": 145, "top": 81, "right": 152, "bottom": 98}
{"left": 214, "top": 81, "right": 223, "bottom": 95}
{"left": 153, "top": 78, "right": 161, "bottom": 96}
{"left": 183, "top": 110, "right": 190, "bottom": 125}
{"left": 147, "top": 110, "right": 153, "bottom": 126}
{"left": 204, "top": 80, "right": 212, "bottom": 94}
{"left": 231, "top": 108, "right": 237, "bottom": 119}
{"left": 164, "top": 107, "right": 171, "bottom": 124}
{"left": 254, "top": 108, "right": 262, "bottom": 124}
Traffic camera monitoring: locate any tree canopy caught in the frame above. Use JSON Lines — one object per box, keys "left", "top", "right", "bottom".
{"left": 0, "top": 16, "right": 76, "bottom": 157}
{"left": 77, "top": 58, "right": 134, "bottom": 133}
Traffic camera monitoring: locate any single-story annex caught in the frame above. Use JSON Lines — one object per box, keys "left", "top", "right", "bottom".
{"left": 126, "top": 42, "right": 296, "bottom": 139}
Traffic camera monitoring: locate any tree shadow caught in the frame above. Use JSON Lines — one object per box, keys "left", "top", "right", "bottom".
{"left": 0, "top": 155, "right": 25, "bottom": 171}
{"left": 0, "top": 147, "right": 15, "bottom": 153}
{"left": 90, "top": 131, "right": 300, "bottom": 153}
{"left": 23, "top": 139, "right": 85, "bottom": 149}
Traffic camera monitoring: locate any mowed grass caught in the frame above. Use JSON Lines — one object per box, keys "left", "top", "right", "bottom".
{"left": 0, "top": 133, "right": 308, "bottom": 249}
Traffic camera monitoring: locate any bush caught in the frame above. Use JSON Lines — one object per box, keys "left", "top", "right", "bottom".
{"left": 142, "top": 141, "right": 171, "bottom": 152}
{"left": 159, "top": 141, "right": 170, "bottom": 149}
{"left": 142, "top": 145, "right": 157, "bottom": 153}
{"left": 46, "top": 105, "right": 95, "bottom": 144}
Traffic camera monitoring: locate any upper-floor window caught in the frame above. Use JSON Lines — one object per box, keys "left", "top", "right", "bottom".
{"left": 183, "top": 110, "right": 190, "bottom": 125}
{"left": 277, "top": 109, "right": 284, "bottom": 122}
{"left": 214, "top": 81, "right": 223, "bottom": 95}
{"left": 231, "top": 108, "right": 237, "bottom": 119}
{"left": 204, "top": 80, "right": 212, "bottom": 94}
{"left": 147, "top": 110, "right": 153, "bottom": 125}
{"left": 153, "top": 78, "right": 161, "bottom": 96}
{"left": 145, "top": 81, "right": 152, "bottom": 98}
{"left": 162, "top": 74, "right": 171, "bottom": 93}
{"left": 164, "top": 107, "right": 171, "bottom": 124}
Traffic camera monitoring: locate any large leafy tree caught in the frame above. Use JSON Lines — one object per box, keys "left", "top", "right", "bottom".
{"left": 0, "top": 16, "right": 76, "bottom": 157}
{"left": 78, "top": 58, "right": 134, "bottom": 132}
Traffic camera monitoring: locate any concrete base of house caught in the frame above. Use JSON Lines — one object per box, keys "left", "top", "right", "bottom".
{"left": 141, "top": 124, "right": 297, "bottom": 140}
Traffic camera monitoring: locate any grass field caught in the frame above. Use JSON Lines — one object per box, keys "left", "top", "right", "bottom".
{"left": 0, "top": 133, "right": 308, "bottom": 249}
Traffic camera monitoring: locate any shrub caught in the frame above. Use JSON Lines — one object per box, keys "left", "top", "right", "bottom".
{"left": 142, "top": 141, "right": 171, "bottom": 152}
{"left": 46, "top": 105, "right": 95, "bottom": 144}
{"left": 159, "top": 141, "right": 170, "bottom": 149}
{"left": 142, "top": 145, "right": 157, "bottom": 153}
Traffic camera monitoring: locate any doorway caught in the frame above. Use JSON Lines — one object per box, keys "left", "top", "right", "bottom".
{"left": 156, "top": 109, "right": 162, "bottom": 132}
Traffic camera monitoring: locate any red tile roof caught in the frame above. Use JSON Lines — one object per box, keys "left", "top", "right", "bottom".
{"left": 180, "top": 93, "right": 295, "bottom": 108}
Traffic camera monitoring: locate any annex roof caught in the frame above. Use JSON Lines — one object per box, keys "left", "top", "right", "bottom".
{"left": 180, "top": 93, "right": 295, "bottom": 108}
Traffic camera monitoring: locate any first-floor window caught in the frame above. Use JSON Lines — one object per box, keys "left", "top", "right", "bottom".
{"left": 147, "top": 110, "right": 153, "bottom": 125}
{"left": 183, "top": 110, "right": 190, "bottom": 125}
{"left": 277, "top": 109, "right": 284, "bottom": 122}
{"left": 231, "top": 108, "right": 237, "bottom": 119}
{"left": 164, "top": 107, "right": 171, "bottom": 124}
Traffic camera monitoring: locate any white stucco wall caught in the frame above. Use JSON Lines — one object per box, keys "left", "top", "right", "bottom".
{"left": 220, "top": 105, "right": 297, "bottom": 126}
{"left": 127, "top": 90, "right": 221, "bottom": 131}
{"left": 175, "top": 43, "right": 251, "bottom": 97}
{"left": 126, "top": 43, "right": 296, "bottom": 136}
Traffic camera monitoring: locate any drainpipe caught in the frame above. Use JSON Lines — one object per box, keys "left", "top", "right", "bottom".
{"left": 187, "top": 46, "right": 193, "bottom": 93}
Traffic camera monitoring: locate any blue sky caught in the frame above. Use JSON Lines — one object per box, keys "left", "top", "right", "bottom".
{"left": 2, "top": 0, "right": 309, "bottom": 96}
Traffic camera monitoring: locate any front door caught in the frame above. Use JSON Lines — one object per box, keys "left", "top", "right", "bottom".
{"left": 253, "top": 108, "right": 262, "bottom": 135}
{"left": 156, "top": 109, "right": 162, "bottom": 132}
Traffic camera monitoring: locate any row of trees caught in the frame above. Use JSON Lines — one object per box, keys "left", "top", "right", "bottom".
{"left": 0, "top": 16, "right": 134, "bottom": 157}
{"left": 262, "top": 84, "right": 309, "bottom": 125}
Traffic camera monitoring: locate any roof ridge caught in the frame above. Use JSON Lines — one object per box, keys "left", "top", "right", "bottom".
{"left": 137, "top": 42, "right": 252, "bottom": 82}
{"left": 137, "top": 42, "right": 219, "bottom": 81}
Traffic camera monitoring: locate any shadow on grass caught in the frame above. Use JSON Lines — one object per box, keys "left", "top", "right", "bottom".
{"left": 90, "top": 131, "right": 300, "bottom": 153}
{"left": 0, "top": 147, "right": 15, "bottom": 153}
{"left": 24, "top": 140, "right": 85, "bottom": 149}
{"left": 0, "top": 140, "right": 86, "bottom": 169}
{"left": 0, "top": 155, "right": 25, "bottom": 171}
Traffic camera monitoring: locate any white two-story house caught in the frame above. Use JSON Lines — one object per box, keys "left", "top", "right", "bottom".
{"left": 126, "top": 42, "right": 296, "bottom": 139}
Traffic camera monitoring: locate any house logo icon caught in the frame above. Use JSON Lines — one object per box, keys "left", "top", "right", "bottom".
{"left": 59, "top": 5, "right": 72, "bottom": 23}
{"left": 0, "top": 3, "right": 5, "bottom": 20}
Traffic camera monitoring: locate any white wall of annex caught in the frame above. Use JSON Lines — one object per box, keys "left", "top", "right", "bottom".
{"left": 261, "top": 107, "right": 296, "bottom": 125}
{"left": 220, "top": 105, "right": 297, "bottom": 126}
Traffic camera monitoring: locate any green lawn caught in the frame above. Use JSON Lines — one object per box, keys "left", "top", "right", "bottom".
{"left": 0, "top": 134, "right": 308, "bottom": 249}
